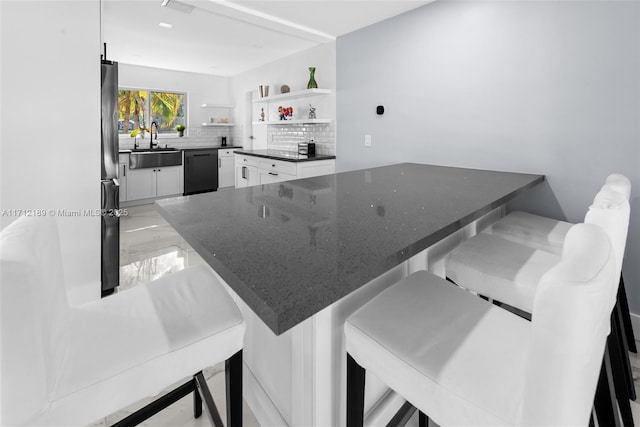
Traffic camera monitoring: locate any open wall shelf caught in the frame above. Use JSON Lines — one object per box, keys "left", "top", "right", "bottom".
{"left": 252, "top": 88, "right": 332, "bottom": 104}
{"left": 252, "top": 119, "right": 331, "bottom": 126}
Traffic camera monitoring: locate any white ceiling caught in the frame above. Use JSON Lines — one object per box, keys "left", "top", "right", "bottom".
{"left": 102, "top": 0, "right": 433, "bottom": 76}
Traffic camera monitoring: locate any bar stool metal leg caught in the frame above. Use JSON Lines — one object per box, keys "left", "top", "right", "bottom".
{"left": 608, "top": 318, "right": 635, "bottom": 427}
{"left": 419, "top": 411, "right": 429, "bottom": 427}
{"left": 385, "top": 402, "right": 416, "bottom": 427}
{"left": 594, "top": 347, "right": 622, "bottom": 427}
{"left": 195, "top": 371, "right": 224, "bottom": 427}
{"left": 194, "top": 381, "right": 203, "bottom": 419}
{"left": 618, "top": 277, "right": 637, "bottom": 353}
{"left": 347, "top": 353, "right": 366, "bottom": 427}
{"left": 226, "top": 350, "right": 243, "bottom": 427}
{"left": 614, "top": 301, "right": 637, "bottom": 401}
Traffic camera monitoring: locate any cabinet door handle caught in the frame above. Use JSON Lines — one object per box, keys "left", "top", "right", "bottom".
{"left": 194, "top": 153, "right": 210, "bottom": 157}
{"left": 123, "top": 165, "right": 126, "bottom": 177}
{"left": 242, "top": 166, "right": 247, "bottom": 179}
{"left": 219, "top": 159, "right": 221, "bottom": 168}
{"left": 269, "top": 172, "right": 278, "bottom": 176}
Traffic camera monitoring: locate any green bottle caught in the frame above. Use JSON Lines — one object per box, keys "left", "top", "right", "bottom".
{"left": 307, "top": 67, "right": 318, "bottom": 89}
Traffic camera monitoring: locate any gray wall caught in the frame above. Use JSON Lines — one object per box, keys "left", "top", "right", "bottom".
{"left": 336, "top": 1, "right": 640, "bottom": 313}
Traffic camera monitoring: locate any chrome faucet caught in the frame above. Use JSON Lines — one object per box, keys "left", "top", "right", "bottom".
{"left": 150, "top": 121, "right": 159, "bottom": 149}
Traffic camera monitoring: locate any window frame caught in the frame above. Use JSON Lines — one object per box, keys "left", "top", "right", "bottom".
{"left": 118, "top": 86, "right": 188, "bottom": 139}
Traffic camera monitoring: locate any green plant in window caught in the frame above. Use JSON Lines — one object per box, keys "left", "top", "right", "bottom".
{"left": 152, "top": 92, "right": 185, "bottom": 132}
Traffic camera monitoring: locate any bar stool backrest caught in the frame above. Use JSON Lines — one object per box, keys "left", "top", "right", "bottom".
{"left": 519, "top": 223, "right": 616, "bottom": 426}
{"left": 603, "top": 173, "right": 631, "bottom": 200}
{"left": 1, "top": 216, "right": 73, "bottom": 424}
{"left": 585, "top": 188, "right": 630, "bottom": 307}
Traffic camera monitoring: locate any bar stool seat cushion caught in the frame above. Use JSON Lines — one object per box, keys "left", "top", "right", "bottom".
{"left": 484, "top": 211, "right": 571, "bottom": 255}
{"left": 2, "top": 217, "right": 246, "bottom": 426}
{"left": 38, "top": 265, "right": 245, "bottom": 425}
{"left": 345, "top": 270, "right": 531, "bottom": 426}
{"left": 346, "top": 224, "right": 615, "bottom": 426}
{"left": 446, "top": 233, "right": 559, "bottom": 313}
{"left": 481, "top": 174, "right": 630, "bottom": 258}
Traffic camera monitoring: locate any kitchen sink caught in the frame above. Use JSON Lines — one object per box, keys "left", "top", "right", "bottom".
{"left": 129, "top": 149, "right": 182, "bottom": 169}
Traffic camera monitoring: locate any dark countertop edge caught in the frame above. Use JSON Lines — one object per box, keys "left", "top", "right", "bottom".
{"left": 233, "top": 149, "right": 336, "bottom": 163}
{"left": 119, "top": 145, "right": 243, "bottom": 154}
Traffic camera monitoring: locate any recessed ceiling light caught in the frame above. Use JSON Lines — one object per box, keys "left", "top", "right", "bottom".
{"left": 252, "top": 43, "right": 263, "bottom": 49}
{"left": 160, "top": 0, "right": 194, "bottom": 14}
{"left": 159, "top": 22, "right": 173, "bottom": 29}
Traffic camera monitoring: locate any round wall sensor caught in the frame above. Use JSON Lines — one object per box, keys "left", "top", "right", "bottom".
{"left": 376, "top": 105, "right": 384, "bottom": 115}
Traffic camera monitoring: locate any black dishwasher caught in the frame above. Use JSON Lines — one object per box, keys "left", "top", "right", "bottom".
{"left": 184, "top": 149, "right": 218, "bottom": 195}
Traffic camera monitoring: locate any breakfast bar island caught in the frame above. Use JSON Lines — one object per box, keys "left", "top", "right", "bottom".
{"left": 155, "top": 163, "right": 544, "bottom": 427}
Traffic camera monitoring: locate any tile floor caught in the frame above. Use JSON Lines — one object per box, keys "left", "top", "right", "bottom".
{"left": 91, "top": 204, "right": 640, "bottom": 427}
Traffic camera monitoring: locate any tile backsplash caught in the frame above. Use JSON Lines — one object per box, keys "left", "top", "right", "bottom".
{"left": 118, "top": 122, "right": 336, "bottom": 155}
{"left": 119, "top": 126, "right": 231, "bottom": 150}
{"left": 267, "top": 123, "right": 335, "bottom": 155}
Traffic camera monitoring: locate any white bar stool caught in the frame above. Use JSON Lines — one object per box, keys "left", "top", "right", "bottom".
{"left": 0, "top": 216, "right": 245, "bottom": 427}
{"left": 484, "top": 174, "right": 636, "bottom": 353}
{"left": 345, "top": 223, "right": 616, "bottom": 426}
{"left": 445, "top": 187, "right": 634, "bottom": 425}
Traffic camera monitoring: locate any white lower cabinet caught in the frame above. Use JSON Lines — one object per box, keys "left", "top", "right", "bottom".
{"left": 236, "top": 164, "right": 259, "bottom": 188}
{"left": 218, "top": 149, "right": 236, "bottom": 188}
{"left": 235, "top": 154, "right": 260, "bottom": 188}
{"left": 156, "top": 166, "right": 182, "bottom": 197}
{"left": 127, "top": 168, "right": 155, "bottom": 200}
{"left": 235, "top": 154, "right": 335, "bottom": 188}
{"left": 127, "top": 166, "right": 183, "bottom": 201}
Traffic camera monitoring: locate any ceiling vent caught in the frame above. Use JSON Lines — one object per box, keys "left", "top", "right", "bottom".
{"left": 161, "top": 0, "right": 194, "bottom": 14}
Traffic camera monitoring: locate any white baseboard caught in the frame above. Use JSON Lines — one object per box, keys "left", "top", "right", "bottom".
{"left": 243, "top": 361, "right": 288, "bottom": 427}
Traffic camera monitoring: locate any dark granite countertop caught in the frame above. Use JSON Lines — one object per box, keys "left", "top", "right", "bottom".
{"left": 119, "top": 145, "right": 242, "bottom": 154}
{"left": 155, "top": 163, "right": 543, "bottom": 335}
{"left": 234, "top": 149, "right": 336, "bottom": 162}
{"left": 182, "top": 145, "right": 243, "bottom": 152}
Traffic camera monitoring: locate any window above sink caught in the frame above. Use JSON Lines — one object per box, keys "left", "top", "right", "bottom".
{"left": 118, "top": 88, "right": 187, "bottom": 137}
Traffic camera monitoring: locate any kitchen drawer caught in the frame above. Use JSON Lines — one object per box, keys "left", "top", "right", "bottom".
{"left": 119, "top": 153, "right": 129, "bottom": 163}
{"left": 259, "top": 170, "right": 295, "bottom": 185}
{"left": 259, "top": 159, "right": 296, "bottom": 176}
{"left": 235, "top": 154, "right": 260, "bottom": 168}
{"left": 219, "top": 149, "right": 236, "bottom": 158}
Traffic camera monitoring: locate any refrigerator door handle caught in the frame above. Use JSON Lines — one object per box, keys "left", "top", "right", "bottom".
{"left": 101, "top": 178, "right": 120, "bottom": 295}
{"left": 112, "top": 178, "right": 120, "bottom": 213}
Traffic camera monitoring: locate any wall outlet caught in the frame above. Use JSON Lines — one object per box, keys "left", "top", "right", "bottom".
{"left": 364, "top": 134, "right": 372, "bottom": 147}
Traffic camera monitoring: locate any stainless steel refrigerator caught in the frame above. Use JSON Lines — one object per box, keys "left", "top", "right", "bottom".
{"left": 101, "top": 57, "right": 119, "bottom": 296}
